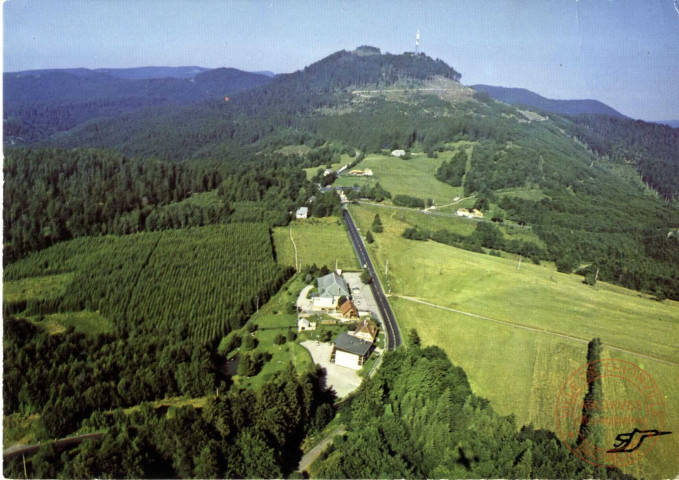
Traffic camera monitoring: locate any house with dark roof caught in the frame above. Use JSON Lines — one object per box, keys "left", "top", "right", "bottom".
{"left": 331, "top": 332, "right": 373, "bottom": 370}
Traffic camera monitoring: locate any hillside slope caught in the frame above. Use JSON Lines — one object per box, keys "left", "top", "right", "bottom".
{"left": 472, "top": 84, "right": 627, "bottom": 118}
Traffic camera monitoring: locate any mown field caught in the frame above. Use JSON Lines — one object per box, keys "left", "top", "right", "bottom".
{"left": 349, "top": 202, "right": 679, "bottom": 479}
{"left": 333, "top": 151, "right": 464, "bottom": 205}
{"left": 272, "top": 216, "right": 359, "bottom": 271}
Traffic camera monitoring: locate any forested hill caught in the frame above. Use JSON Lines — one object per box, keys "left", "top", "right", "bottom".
{"left": 41, "top": 47, "right": 465, "bottom": 160}
{"left": 3, "top": 67, "right": 272, "bottom": 144}
{"left": 472, "top": 84, "right": 627, "bottom": 118}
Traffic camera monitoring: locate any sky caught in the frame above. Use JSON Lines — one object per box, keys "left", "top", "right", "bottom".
{"left": 3, "top": 0, "right": 679, "bottom": 121}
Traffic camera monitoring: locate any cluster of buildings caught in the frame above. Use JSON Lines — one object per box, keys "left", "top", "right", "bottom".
{"left": 347, "top": 168, "right": 373, "bottom": 176}
{"left": 456, "top": 208, "right": 484, "bottom": 219}
{"left": 297, "top": 271, "right": 379, "bottom": 370}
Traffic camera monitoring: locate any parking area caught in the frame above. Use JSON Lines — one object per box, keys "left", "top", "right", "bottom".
{"left": 300, "top": 340, "right": 362, "bottom": 398}
{"left": 343, "top": 271, "right": 383, "bottom": 323}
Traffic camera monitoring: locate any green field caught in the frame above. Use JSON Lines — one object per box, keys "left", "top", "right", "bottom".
{"left": 222, "top": 274, "right": 314, "bottom": 390}
{"left": 3, "top": 273, "right": 73, "bottom": 303}
{"left": 273, "top": 216, "right": 359, "bottom": 271}
{"left": 333, "top": 151, "right": 464, "bottom": 205}
{"left": 26, "top": 310, "right": 113, "bottom": 335}
{"left": 349, "top": 202, "right": 679, "bottom": 478}
{"left": 364, "top": 203, "right": 545, "bottom": 248}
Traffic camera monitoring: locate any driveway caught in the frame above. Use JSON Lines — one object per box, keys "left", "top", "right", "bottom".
{"left": 297, "top": 284, "right": 314, "bottom": 312}
{"left": 300, "top": 340, "right": 362, "bottom": 398}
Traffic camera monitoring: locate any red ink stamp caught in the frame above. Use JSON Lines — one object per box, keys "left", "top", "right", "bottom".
{"left": 556, "top": 358, "right": 670, "bottom": 469}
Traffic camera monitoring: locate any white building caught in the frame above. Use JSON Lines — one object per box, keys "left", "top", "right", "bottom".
{"left": 296, "top": 207, "right": 309, "bottom": 219}
{"left": 455, "top": 208, "right": 483, "bottom": 219}
{"left": 391, "top": 149, "right": 406, "bottom": 157}
{"left": 298, "top": 317, "right": 317, "bottom": 332}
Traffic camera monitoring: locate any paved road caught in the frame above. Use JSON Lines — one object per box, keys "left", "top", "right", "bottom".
{"left": 342, "top": 207, "right": 402, "bottom": 349}
{"left": 297, "top": 425, "right": 346, "bottom": 473}
{"left": 3, "top": 432, "right": 105, "bottom": 461}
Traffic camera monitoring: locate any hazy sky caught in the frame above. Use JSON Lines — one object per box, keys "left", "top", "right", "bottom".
{"left": 4, "top": 0, "right": 679, "bottom": 121}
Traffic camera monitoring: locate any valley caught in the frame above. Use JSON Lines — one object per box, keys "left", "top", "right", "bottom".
{"left": 3, "top": 44, "right": 678, "bottom": 479}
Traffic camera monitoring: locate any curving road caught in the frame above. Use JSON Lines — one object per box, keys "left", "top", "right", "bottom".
{"left": 343, "top": 207, "right": 402, "bottom": 349}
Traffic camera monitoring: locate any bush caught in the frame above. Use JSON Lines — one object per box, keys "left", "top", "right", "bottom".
{"left": 242, "top": 334, "right": 257, "bottom": 351}
{"left": 273, "top": 333, "right": 286, "bottom": 345}
{"left": 366, "top": 230, "right": 374, "bottom": 244}
{"left": 393, "top": 194, "right": 425, "bottom": 209}
{"left": 360, "top": 269, "right": 372, "bottom": 284}
{"left": 402, "top": 227, "right": 429, "bottom": 241}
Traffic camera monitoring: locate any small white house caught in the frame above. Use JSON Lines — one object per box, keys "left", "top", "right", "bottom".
{"left": 391, "top": 149, "right": 406, "bottom": 157}
{"left": 323, "top": 169, "right": 332, "bottom": 177}
{"left": 298, "top": 317, "right": 317, "bottom": 332}
{"left": 296, "top": 207, "right": 309, "bottom": 219}
{"left": 363, "top": 168, "right": 373, "bottom": 176}
{"left": 337, "top": 165, "right": 348, "bottom": 174}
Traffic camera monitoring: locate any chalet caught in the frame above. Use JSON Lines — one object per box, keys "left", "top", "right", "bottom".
{"left": 391, "top": 149, "right": 406, "bottom": 157}
{"left": 331, "top": 332, "right": 373, "bottom": 370}
{"left": 339, "top": 299, "right": 359, "bottom": 319}
{"left": 352, "top": 319, "right": 378, "bottom": 342}
{"left": 297, "top": 317, "right": 317, "bottom": 332}
{"left": 296, "top": 207, "right": 309, "bottom": 219}
{"left": 323, "top": 168, "right": 333, "bottom": 176}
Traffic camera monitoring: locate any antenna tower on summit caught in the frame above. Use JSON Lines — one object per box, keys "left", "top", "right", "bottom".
{"left": 415, "top": 29, "right": 420, "bottom": 54}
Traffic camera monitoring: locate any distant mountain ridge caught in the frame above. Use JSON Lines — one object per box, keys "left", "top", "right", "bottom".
{"left": 3, "top": 67, "right": 272, "bottom": 144}
{"left": 657, "top": 120, "right": 679, "bottom": 128}
{"left": 472, "top": 84, "right": 628, "bottom": 118}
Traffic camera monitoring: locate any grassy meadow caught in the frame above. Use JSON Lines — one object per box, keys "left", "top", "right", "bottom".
{"left": 349, "top": 202, "right": 679, "bottom": 479}
{"left": 273, "top": 216, "right": 359, "bottom": 271}
{"left": 3, "top": 273, "right": 73, "bottom": 303}
{"left": 333, "top": 151, "right": 464, "bottom": 205}
{"left": 222, "top": 274, "right": 314, "bottom": 390}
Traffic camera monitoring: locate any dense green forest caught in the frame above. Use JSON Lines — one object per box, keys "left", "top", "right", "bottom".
{"left": 4, "top": 67, "right": 271, "bottom": 144}
{"left": 3, "top": 315, "right": 217, "bottom": 439}
{"left": 3, "top": 146, "right": 336, "bottom": 263}
{"left": 3, "top": 320, "right": 335, "bottom": 478}
{"left": 5, "top": 224, "right": 292, "bottom": 344}
{"left": 561, "top": 115, "right": 679, "bottom": 200}
{"left": 314, "top": 343, "right": 631, "bottom": 479}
